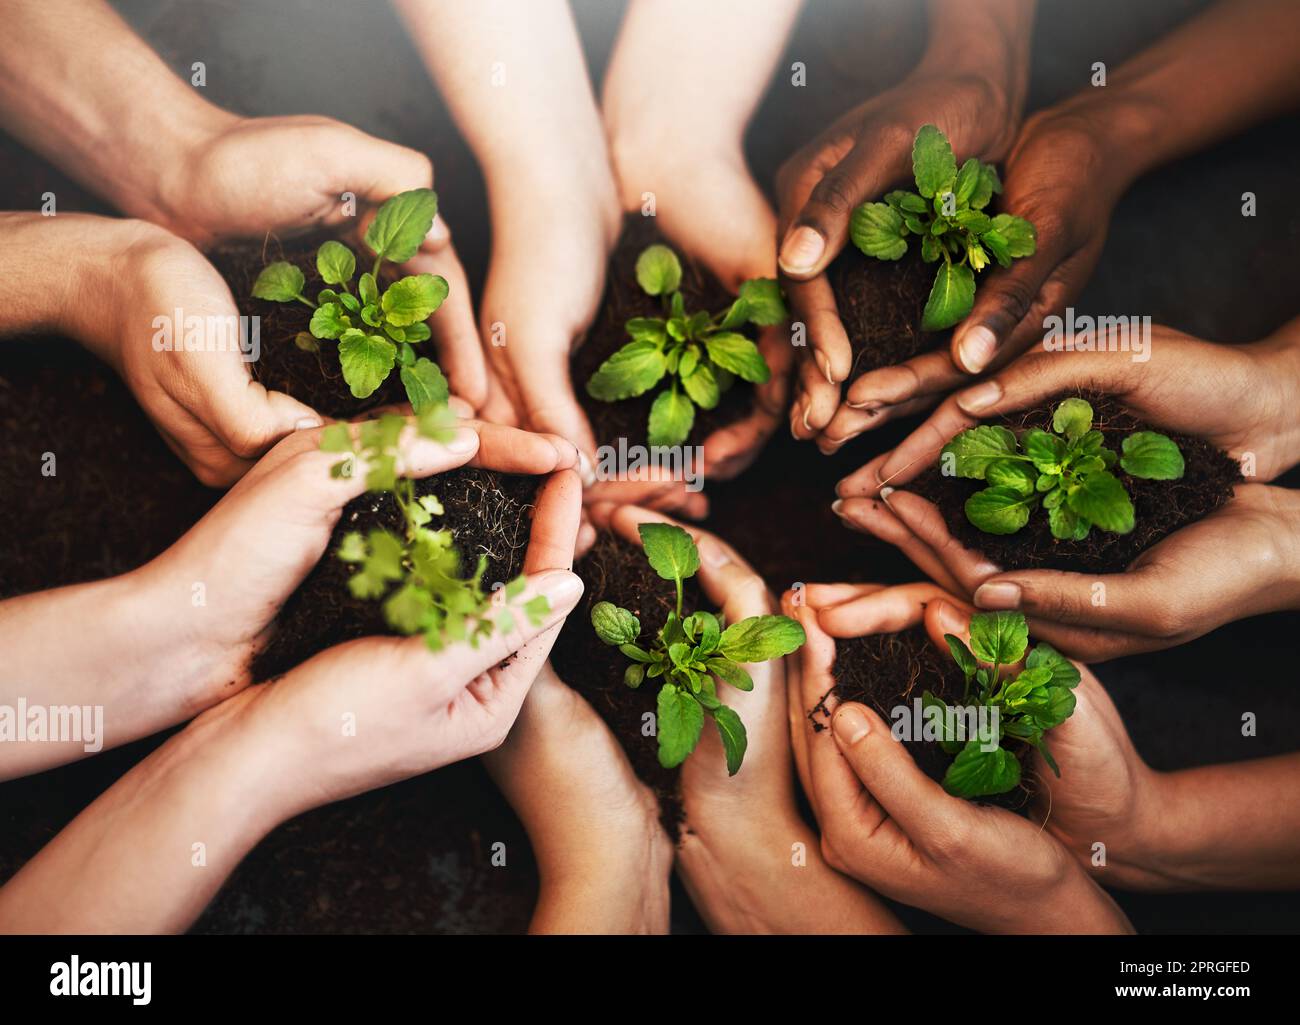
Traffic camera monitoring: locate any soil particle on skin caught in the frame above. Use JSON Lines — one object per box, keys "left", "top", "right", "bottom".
{"left": 909, "top": 392, "right": 1242, "bottom": 573}
{"left": 826, "top": 628, "right": 1032, "bottom": 810}
{"left": 252, "top": 468, "right": 539, "bottom": 680}
{"left": 206, "top": 231, "right": 409, "bottom": 419}
{"left": 573, "top": 214, "right": 754, "bottom": 449}
{"left": 549, "top": 532, "right": 698, "bottom": 833}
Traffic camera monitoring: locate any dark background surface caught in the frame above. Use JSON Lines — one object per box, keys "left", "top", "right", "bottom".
{"left": 0, "top": 0, "right": 1297, "bottom": 933}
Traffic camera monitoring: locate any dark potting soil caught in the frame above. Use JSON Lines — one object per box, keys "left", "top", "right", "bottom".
{"left": 909, "top": 392, "right": 1242, "bottom": 573}
{"left": 252, "top": 467, "right": 539, "bottom": 680}
{"left": 573, "top": 214, "right": 753, "bottom": 449}
{"left": 823, "top": 628, "right": 1032, "bottom": 811}
{"left": 206, "top": 231, "right": 408, "bottom": 419}
{"left": 826, "top": 227, "right": 950, "bottom": 384}
{"left": 549, "top": 531, "right": 702, "bottom": 834}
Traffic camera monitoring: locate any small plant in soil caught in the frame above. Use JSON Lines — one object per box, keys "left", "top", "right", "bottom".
{"left": 849, "top": 124, "right": 1036, "bottom": 330}
{"left": 589, "top": 524, "right": 805, "bottom": 775}
{"left": 318, "top": 409, "right": 548, "bottom": 650}
{"left": 585, "top": 244, "right": 786, "bottom": 446}
{"left": 253, "top": 188, "right": 450, "bottom": 412}
{"left": 941, "top": 397, "right": 1184, "bottom": 538}
{"left": 932, "top": 610, "right": 1080, "bottom": 798}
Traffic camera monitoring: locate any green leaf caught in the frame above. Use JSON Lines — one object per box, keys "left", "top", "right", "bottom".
{"left": 319, "top": 423, "right": 353, "bottom": 453}
{"left": 682, "top": 363, "right": 720, "bottom": 410}
{"left": 361, "top": 304, "right": 381, "bottom": 328}
{"left": 942, "top": 739, "right": 1021, "bottom": 798}
{"left": 339, "top": 291, "right": 362, "bottom": 313}
{"left": 1048, "top": 502, "right": 1090, "bottom": 541}
{"left": 981, "top": 229, "right": 1011, "bottom": 268}
{"left": 591, "top": 601, "right": 640, "bottom": 646}
{"left": 718, "top": 614, "right": 806, "bottom": 663}
{"left": 953, "top": 209, "right": 991, "bottom": 233}
{"left": 985, "top": 459, "right": 1037, "bottom": 495}
{"left": 635, "top": 244, "right": 683, "bottom": 296}
{"left": 944, "top": 634, "right": 977, "bottom": 677}
{"left": 309, "top": 302, "right": 350, "bottom": 340}
{"left": 684, "top": 610, "right": 721, "bottom": 653}
{"left": 912, "top": 124, "right": 957, "bottom": 199}
{"left": 384, "top": 582, "right": 434, "bottom": 634}
{"left": 965, "top": 485, "right": 1034, "bottom": 534}
{"left": 953, "top": 158, "right": 981, "bottom": 206}
{"left": 656, "top": 684, "right": 704, "bottom": 769}
{"left": 1052, "top": 398, "right": 1094, "bottom": 440}
{"left": 736, "top": 278, "right": 787, "bottom": 325}
{"left": 639, "top": 523, "right": 700, "bottom": 583}
{"left": 381, "top": 274, "right": 449, "bottom": 327}
{"left": 624, "top": 664, "right": 646, "bottom": 689}
{"left": 648, "top": 387, "right": 695, "bottom": 446}
{"left": 941, "top": 425, "right": 1019, "bottom": 479}
{"left": 1025, "top": 642, "right": 1081, "bottom": 689}
{"left": 316, "top": 240, "right": 356, "bottom": 286}
{"left": 704, "top": 332, "right": 770, "bottom": 384}
{"left": 969, "top": 610, "right": 1028, "bottom": 665}
{"left": 706, "top": 657, "right": 753, "bottom": 692}
{"left": 365, "top": 188, "right": 438, "bottom": 264}
{"left": 970, "top": 165, "right": 1002, "bottom": 210}
{"left": 400, "top": 357, "right": 449, "bottom": 414}
{"left": 586, "top": 341, "right": 668, "bottom": 401}
{"left": 404, "top": 321, "right": 431, "bottom": 343}
{"left": 1120, "top": 431, "right": 1185, "bottom": 480}
{"left": 712, "top": 705, "right": 748, "bottom": 776}
{"left": 358, "top": 272, "right": 378, "bottom": 306}
{"left": 336, "top": 531, "right": 367, "bottom": 562}
{"left": 620, "top": 642, "right": 655, "bottom": 663}
{"left": 990, "top": 213, "right": 1036, "bottom": 257}
{"left": 849, "top": 202, "right": 908, "bottom": 261}
{"left": 252, "top": 261, "right": 305, "bottom": 302}
{"left": 1033, "top": 687, "right": 1078, "bottom": 730}
{"left": 338, "top": 329, "right": 397, "bottom": 399}
{"left": 921, "top": 261, "right": 975, "bottom": 331}
{"left": 1066, "top": 469, "right": 1135, "bottom": 534}
{"left": 1023, "top": 428, "right": 1068, "bottom": 472}
{"left": 625, "top": 317, "right": 668, "bottom": 347}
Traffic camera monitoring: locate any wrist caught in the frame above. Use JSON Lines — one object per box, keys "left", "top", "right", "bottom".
{"left": 1247, "top": 334, "right": 1300, "bottom": 476}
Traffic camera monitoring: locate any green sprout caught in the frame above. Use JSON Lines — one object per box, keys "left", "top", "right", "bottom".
{"left": 586, "top": 245, "right": 787, "bottom": 446}
{"left": 849, "top": 124, "right": 1037, "bottom": 331}
{"left": 590, "top": 524, "right": 805, "bottom": 775}
{"left": 254, "top": 188, "right": 449, "bottom": 411}
{"left": 318, "top": 408, "right": 548, "bottom": 651}
{"left": 929, "top": 610, "right": 1080, "bottom": 798}
{"left": 941, "top": 397, "right": 1185, "bottom": 538}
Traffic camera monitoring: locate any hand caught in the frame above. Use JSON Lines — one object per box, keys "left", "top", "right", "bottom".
{"left": 785, "top": 580, "right": 1133, "bottom": 934}
{"left": 591, "top": 502, "right": 903, "bottom": 934}
{"left": 834, "top": 323, "right": 1300, "bottom": 659}
{"left": 778, "top": 1, "right": 1034, "bottom": 444}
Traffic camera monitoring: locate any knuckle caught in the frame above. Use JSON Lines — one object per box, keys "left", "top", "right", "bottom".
{"left": 924, "top": 816, "right": 973, "bottom": 862}
{"left": 819, "top": 831, "right": 848, "bottom": 873}
{"left": 808, "top": 168, "right": 859, "bottom": 219}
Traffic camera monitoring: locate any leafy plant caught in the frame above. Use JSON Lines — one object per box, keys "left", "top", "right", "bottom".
{"left": 941, "top": 397, "right": 1184, "bottom": 538}
{"left": 254, "top": 188, "right": 450, "bottom": 412}
{"left": 928, "top": 610, "right": 1080, "bottom": 798}
{"left": 318, "top": 408, "right": 548, "bottom": 650}
{"left": 590, "top": 524, "right": 805, "bottom": 775}
{"left": 849, "top": 124, "right": 1036, "bottom": 331}
{"left": 586, "top": 245, "right": 787, "bottom": 446}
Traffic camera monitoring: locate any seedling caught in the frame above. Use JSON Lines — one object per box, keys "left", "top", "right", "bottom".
{"left": 586, "top": 245, "right": 787, "bottom": 446}
{"left": 590, "top": 524, "right": 805, "bottom": 775}
{"left": 941, "top": 397, "right": 1184, "bottom": 538}
{"left": 849, "top": 124, "right": 1036, "bottom": 331}
{"left": 253, "top": 188, "right": 450, "bottom": 412}
{"left": 318, "top": 408, "right": 548, "bottom": 650}
{"left": 928, "top": 610, "right": 1080, "bottom": 798}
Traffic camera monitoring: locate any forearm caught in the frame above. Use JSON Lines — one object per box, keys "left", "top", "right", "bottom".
{"left": 918, "top": 0, "right": 1036, "bottom": 110}
{"left": 0, "top": 689, "right": 281, "bottom": 932}
{"left": 0, "top": 0, "right": 230, "bottom": 221}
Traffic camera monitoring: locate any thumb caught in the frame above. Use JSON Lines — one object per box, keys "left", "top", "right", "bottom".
{"left": 321, "top": 126, "right": 434, "bottom": 208}
{"left": 197, "top": 371, "right": 323, "bottom": 464}
{"left": 512, "top": 341, "right": 599, "bottom": 464}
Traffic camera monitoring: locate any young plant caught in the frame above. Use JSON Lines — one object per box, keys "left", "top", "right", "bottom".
{"left": 253, "top": 188, "right": 450, "bottom": 412}
{"left": 849, "top": 124, "right": 1036, "bottom": 331}
{"left": 586, "top": 245, "right": 787, "bottom": 446}
{"left": 589, "top": 524, "right": 805, "bottom": 775}
{"left": 318, "top": 408, "right": 549, "bottom": 651}
{"left": 928, "top": 610, "right": 1080, "bottom": 798}
{"left": 941, "top": 397, "right": 1184, "bottom": 538}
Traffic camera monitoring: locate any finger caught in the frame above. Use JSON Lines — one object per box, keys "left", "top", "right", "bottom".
{"left": 793, "top": 351, "right": 842, "bottom": 436}
{"left": 468, "top": 420, "right": 579, "bottom": 475}
{"left": 783, "top": 274, "right": 853, "bottom": 384}
{"left": 831, "top": 496, "right": 968, "bottom": 597}
{"left": 818, "top": 394, "right": 937, "bottom": 454}
{"left": 877, "top": 490, "right": 1001, "bottom": 593}
{"left": 836, "top": 450, "right": 891, "bottom": 498}
{"left": 509, "top": 333, "right": 600, "bottom": 460}
{"left": 971, "top": 565, "right": 1174, "bottom": 635}
{"left": 701, "top": 406, "right": 775, "bottom": 480}
{"left": 522, "top": 470, "right": 582, "bottom": 575}
{"left": 797, "top": 582, "right": 884, "bottom": 610}
{"left": 324, "top": 129, "right": 435, "bottom": 214}
{"left": 816, "top": 580, "right": 955, "bottom": 638}
{"left": 189, "top": 361, "right": 323, "bottom": 467}
{"left": 845, "top": 348, "right": 964, "bottom": 410}
{"left": 876, "top": 400, "right": 978, "bottom": 488}
{"left": 921, "top": 596, "right": 978, "bottom": 652}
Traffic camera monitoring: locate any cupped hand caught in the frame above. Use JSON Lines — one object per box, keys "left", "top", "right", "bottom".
{"left": 784, "top": 580, "right": 1132, "bottom": 934}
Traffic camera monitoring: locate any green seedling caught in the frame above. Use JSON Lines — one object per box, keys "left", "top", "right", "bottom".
{"left": 849, "top": 124, "right": 1036, "bottom": 331}
{"left": 318, "top": 407, "right": 548, "bottom": 651}
{"left": 929, "top": 610, "right": 1080, "bottom": 798}
{"left": 254, "top": 188, "right": 450, "bottom": 411}
{"left": 941, "top": 397, "right": 1184, "bottom": 538}
{"left": 590, "top": 524, "right": 805, "bottom": 775}
{"left": 586, "top": 245, "right": 787, "bottom": 446}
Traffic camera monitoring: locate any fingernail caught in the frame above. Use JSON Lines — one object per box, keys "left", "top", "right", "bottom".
{"left": 701, "top": 538, "right": 731, "bottom": 567}
{"left": 974, "top": 581, "right": 1021, "bottom": 610}
{"left": 830, "top": 498, "right": 847, "bottom": 518}
{"left": 957, "top": 325, "right": 998, "bottom": 373}
{"left": 552, "top": 438, "right": 579, "bottom": 470}
{"left": 538, "top": 569, "right": 584, "bottom": 609}
{"left": 779, "top": 226, "right": 825, "bottom": 274}
{"left": 934, "top": 600, "right": 967, "bottom": 637}
{"left": 294, "top": 416, "right": 323, "bottom": 431}
{"left": 846, "top": 399, "right": 881, "bottom": 411}
{"left": 878, "top": 485, "right": 895, "bottom": 503}
{"left": 578, "top": 450, "right": 597, "bottom": 487}
{"left": 445, "top": 426, "right": 479, "bottom": 453}
{"left": 822, "top": 356, "right": 835, "bottom": 385}
{"left": 802, "top": 407, "right": 812, "bottom": 432}
{"left": 957, "top": 380, "right": 1003, "bottom": 415}
{"left": 426, "top": 214, "right": 451, "bottom": 245}
{"left": 832, "top": 704, "right": 871, "bottom": 746}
